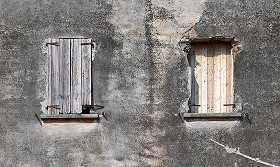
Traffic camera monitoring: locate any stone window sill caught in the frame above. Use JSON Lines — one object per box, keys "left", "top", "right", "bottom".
{"left": 183, "top": 113, "right": 242, "bottom": 121}
{"left": 39, "top": 114, "right": 100, "bottom": 124}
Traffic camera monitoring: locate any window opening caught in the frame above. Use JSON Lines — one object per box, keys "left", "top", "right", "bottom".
{"left": 188, "top": 38, "right": 234, "bottom": 113}
{"left": 46, "top": 38, "right": 96, "bottom": 115}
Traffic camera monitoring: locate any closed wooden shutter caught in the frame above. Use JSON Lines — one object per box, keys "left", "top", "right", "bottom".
{"left": 47, "top": 38, "right": 93, "bottom": 114}
{"left": 190, "top": 42, "right": 233, "bottom": 113}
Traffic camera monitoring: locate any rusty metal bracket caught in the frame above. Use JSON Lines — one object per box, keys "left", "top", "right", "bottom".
{"left": 81, "top": 42, "right": 95, "bottom": 49}
{"left": 82, "top": 104, "right": 104, "bottom": 111}
{"left": 178, "top": 112, "right": 185, "bottom": 123}
{"left": 46, "top": 42, "right": 59, "bottom": 46}
{"left": 101, "top": 112, "right": 108, "bottom": 121}
{"left": 189, "top": 104, "right": 201, "bottom": 107}
{"left": 46, "top": 105, "right": 61, "bottom": 110}
{"left": 35, "top": 114, "right": 42, "bottom": 126}
{"left": 223, "top": 104, "right": 236, "bottom": 107}
{"left": 81, "top": 42, "right": 94, "bottom": 45}
{"left": 242, "top": 113, "right": 251, "bottom": 124}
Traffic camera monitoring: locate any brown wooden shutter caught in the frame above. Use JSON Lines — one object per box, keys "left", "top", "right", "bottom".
{"left": 47, "top": 38, "right": 93, "bottom": 114}
{"left": 190, "top": 43, "right": 233, "bottom": 113}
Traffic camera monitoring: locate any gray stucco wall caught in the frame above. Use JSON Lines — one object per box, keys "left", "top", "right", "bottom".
{"left": 0, "top": 0, "right": 279, "bottom": 166}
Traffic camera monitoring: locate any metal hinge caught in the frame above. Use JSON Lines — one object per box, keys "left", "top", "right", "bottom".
{"left": 82, "top": 104, "right": 104, "bottom": 111}
{"left": 46, "top": 105, "right": 61, "bottom": 109}
{"left": 46, "top": 42, "right": 59, "bottom": 46}
{"left": 223, "top": 104, "right": 236, "bottom": 107}
{"left": 242, "top": 113, "right": 251, "bottom": 124}
{"left": 189, "top": 104, "right": 201, "bottom": 107}
{"left": 81, "top": 42, "right": 96, "bottom": 50}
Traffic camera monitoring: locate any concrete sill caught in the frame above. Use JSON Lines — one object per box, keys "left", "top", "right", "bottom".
{"left": 40, "top": 114, "right": 100, "bottom": 123}
{"left": 183, "top": 113, "right": 242, "bottom": 121}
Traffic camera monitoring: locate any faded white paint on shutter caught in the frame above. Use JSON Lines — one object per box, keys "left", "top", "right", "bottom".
{"left": 47, "top": 38, "right": 93, "bottom": 114}
{"left": 190, "top": 43, "right": 233, "bottom": 113}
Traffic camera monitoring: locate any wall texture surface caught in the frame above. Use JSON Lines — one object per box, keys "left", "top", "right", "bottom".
{"left": 0, "top": 0, "right": 279, "bottom": 166}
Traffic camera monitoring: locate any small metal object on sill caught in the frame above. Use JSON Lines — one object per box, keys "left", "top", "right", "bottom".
{"left": 35, "top": 114, "right": 42, "bottom": 126}
{"left": 178, "top": 112, "right": 184, "bottom": 123}
{"left": 101, "top": 112, "right": 108, "bottom": 121}
{"left": 242, "top": 113, "right": 252, "bottom": 124}
{"left": 46, "top": 42, "right": 59, "bottom": 46}
{"left": 83, "top": 104, "right": 104, "bottom": 111}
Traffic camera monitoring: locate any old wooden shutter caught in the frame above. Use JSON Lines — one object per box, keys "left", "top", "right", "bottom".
{"left": 190, "top": 42, "right": 233, "bottom": 113}
{"left": 47, "top": 38, "right": 93, "bottom": 114}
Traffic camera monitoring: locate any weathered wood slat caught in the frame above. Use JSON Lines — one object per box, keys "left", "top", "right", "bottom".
{"left": 81, "top": 39, "right": 92, "bottom": 106}
{"left": 47, "top": 38, "right": 52, "bottom": 115}
{"left": 213, "top": 44, "right": 222, "bottom": 113}
{"left": 71, "top": 39, "right": 82, "bottom": 114}
{"left": 47, "top": 38, "right": 60, "bottom": 115}
{"left": 52, "top": 38, "right": 60, "bottom": 115}
{"left": 59, "top": 39, "right": 71, "bottom": 114}
{"left": 200, "top": 46, "right": 208, "bottom": 113}
{"left": 207, "top": 44, "right": 214, "bottom": 113}
{"left": 226, "top": 45, "right": 233, "bottom": 113}
{"left": 220, "top": 44, "right": 227, "bottom": 113}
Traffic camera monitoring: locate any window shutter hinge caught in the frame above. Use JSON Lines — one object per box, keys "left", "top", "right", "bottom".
{"left": 223, "top": 104, "right": 236, "bottom": 107}
{"left": 82, "top": 104, "right": 104, "bottom": 111}
{"left": 46, "top": 105, "right": 61, "bottom": 109}
{"left": 46, "top": 42, "right": 59, "bottom": 46}
{"left": 189, "top": 104, "right": 201, "bottom": 107}
{"left": 81, "top": 42, "right": 96, "bottom": 49}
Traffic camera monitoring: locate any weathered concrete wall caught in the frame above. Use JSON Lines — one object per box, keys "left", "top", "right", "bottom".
{"left": 0, "top": 0, "right": 279, "bottom": 166}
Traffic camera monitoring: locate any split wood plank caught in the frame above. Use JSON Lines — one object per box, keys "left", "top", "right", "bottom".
{"left": 226, "top": 45, "right": 233, "bottom": 112}
{"left": 47, "top": 38, "right": 52, "bottom": 115}
{"left": 220, "top": 43, "right": 227, "bottom": 113}
{"left": 207, "top": 44, "right": 215, "bottom": 113}
{"left": 59, "top": 39, "right": 71, "bottom": 114}
{"left": 200, "top": 45, "right": 208, "bottom": 113}
{"left": 213, "top": 44, "right": 221, "bottom": 113}
{"left": 81, "top": 39, "right": 92, "bottom": 106}
{"left": 47, "top": 38, "right": 60, "bottom": 115}
{"left": 71, "top": 39, "right": 82, "bottom": 114}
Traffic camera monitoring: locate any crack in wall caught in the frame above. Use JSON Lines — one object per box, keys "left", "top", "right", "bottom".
{"left": 210, "top": 139, "right": 280, "bottom": 167}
